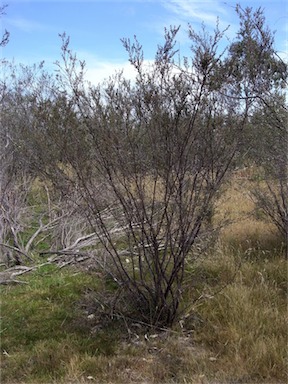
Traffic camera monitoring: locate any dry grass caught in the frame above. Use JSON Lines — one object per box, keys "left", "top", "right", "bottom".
{"left": 191, "top": 258, "right": 287, "bottom": 383}
{"left": 1, "top": 172, "right": 287, "bottom": 384}
{"left": 215, "top": 174, "right": 282, "bottom": 251}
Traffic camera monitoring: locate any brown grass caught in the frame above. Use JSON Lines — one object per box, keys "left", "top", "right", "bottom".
{"left": 215, "top": 174, "right": 282, "bottom": 251}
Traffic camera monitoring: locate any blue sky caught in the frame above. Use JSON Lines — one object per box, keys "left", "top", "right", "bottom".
{"left": 1, "top": 0, "right": 287, "bottom": 84}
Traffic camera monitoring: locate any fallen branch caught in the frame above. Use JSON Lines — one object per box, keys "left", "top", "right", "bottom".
{"left": 0, "top": 279, "right": 29, "bottom": 285}
{"left": 0, "top": 242, "right": 33, "bottom": 262}
{"left": 0, "top": 263, "right": 48, "bottom": 285}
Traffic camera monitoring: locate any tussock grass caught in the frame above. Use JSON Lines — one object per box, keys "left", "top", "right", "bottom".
{"left": 1, "top": 175, "right": 287, "bottom": 383}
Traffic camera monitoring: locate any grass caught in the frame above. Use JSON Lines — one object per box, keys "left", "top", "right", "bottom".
{"left": 1, "top": 175, "right": 287, "bottom": 383}
{"left": 0, "top": 264, "right": 121, "bottom": 383}
{"left": 191, "top": 255, "right": 287, "bottom": 383}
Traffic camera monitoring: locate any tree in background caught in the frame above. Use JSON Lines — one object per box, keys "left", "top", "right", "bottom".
{"left": 0, "top": 54, "right": 90, "bottom": 264}
{"left": 226, "top": 6, "right": 287, "bottom": 241}
{"left": 249, "top": 99, "right": 287, "bottom": 239}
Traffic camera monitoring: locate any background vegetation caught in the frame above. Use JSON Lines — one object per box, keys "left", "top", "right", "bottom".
{"left": 0, "top": 5, "right": 287, "bottom": 383}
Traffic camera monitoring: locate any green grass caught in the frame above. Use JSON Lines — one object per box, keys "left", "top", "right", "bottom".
{"left": 0, "top": 264, "right": 122, "bottom": 383}
{"left": 1, "top": 246, "right": 286, "bottom": 384}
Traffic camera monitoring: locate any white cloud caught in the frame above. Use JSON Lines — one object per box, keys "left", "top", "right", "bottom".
{"left": 79, "top": 51, "right": 155, "bottom": 85}
{"left": 161, "top": 0, "right": 229, "bottom": 26}
{"left": 84, "top": 59, "right": 138, "bottom": 85}
{"left": 6, "top": 16, "right": 53, "bottom": 33}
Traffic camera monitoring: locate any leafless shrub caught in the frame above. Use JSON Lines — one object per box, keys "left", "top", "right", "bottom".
{"left": 1, "top": 7, "right": 286, "bottom": 325}
{"left": 43, "top": 25, "right": 253, "bottom": 327}
{"left": 0, "top": 5, "right": 9, "bottom": 48}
